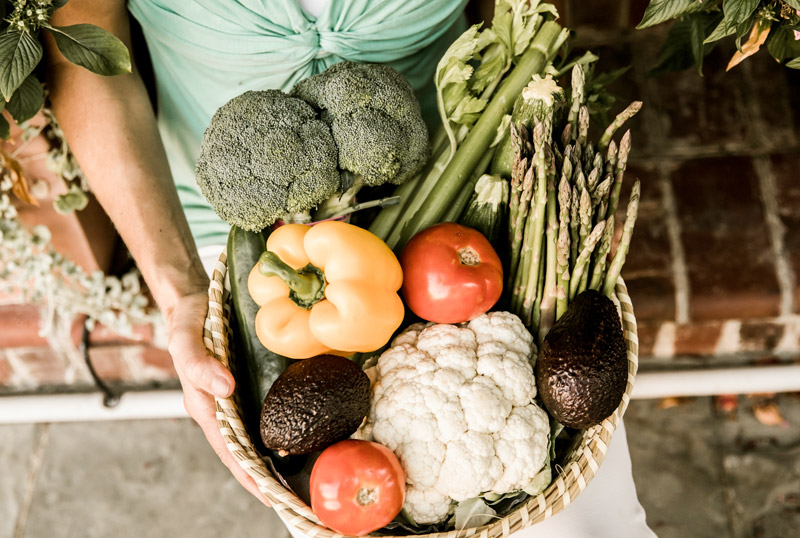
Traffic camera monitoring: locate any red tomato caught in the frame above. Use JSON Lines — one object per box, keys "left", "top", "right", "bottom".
{"left": 400, "top": 223, "right": 503, "bottom": 323}
{"left": 310, "top": 440, "right": 405, "bottom": 536}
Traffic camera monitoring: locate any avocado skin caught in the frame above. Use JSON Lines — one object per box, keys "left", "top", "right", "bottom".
{"left": 260, "top": 355, "right": 370, "bottom": 455}
{"left": 535, "top": 290, "right": 628, "bottom": 429}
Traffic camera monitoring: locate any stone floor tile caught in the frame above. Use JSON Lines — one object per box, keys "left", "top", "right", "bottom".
{"left": 20, "top": 419, "right": 290, "bottom": 538}
{"left": 0, "top": 424, "right": 39, "bottom": 538}
{"left": 625, "top": 398, "right": 731, "bottom": 538}
{"left": 715, "top": 394, "right": 800, "bottom": 538}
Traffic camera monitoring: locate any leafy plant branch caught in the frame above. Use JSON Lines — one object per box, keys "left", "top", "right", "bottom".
{"left": 638, "top": 0, "right": 800, "bottom": 74}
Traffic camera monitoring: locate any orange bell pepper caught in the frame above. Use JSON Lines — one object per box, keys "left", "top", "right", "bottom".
{"left": 247, "top": 221, "right": 404, "bottom": 359}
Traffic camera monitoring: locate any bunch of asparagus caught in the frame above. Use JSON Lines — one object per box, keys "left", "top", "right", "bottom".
{"left": 507, "top": 65, "right": 642, "bottom": 343}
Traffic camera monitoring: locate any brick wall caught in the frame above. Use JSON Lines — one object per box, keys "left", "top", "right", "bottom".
{"left": 557, "top": 1, "right": 800, "bottom": 363}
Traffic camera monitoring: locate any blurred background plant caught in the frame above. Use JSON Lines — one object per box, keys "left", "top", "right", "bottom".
{"left": 0, "top": 0, "right": 157, "bottom": 339}
{"left": 637, "top": 0, "right": 800, "bottom": 74}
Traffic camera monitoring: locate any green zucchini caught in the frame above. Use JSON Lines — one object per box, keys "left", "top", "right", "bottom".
{"left": 227, "top": 225, "right": 289, "bottom": 452}
{"left": 459, "top": 173, "right": 509, "bottom": 246}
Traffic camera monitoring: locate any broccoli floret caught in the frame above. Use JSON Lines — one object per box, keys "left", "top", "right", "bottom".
{"left": 195, "top": 90, "right": 340, "bottom": 231}
{"left": 291, "top": 61, "right": 429, "bottom": 187}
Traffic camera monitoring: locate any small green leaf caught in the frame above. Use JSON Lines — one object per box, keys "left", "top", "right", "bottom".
{"left": 0, "top": 114, "right": 9, "bottom": 140}
{"left": 649, "top": 13, "right": 721, "bottom": 76}
{"left": 705, "top": 17, "right": 739, "bottom": 44}
{"left": 47, "top": 24, "right": 131, "bottom": 76}
{"left": 53, "top": 0, "right": 70, "bottom": 8}
{"left": 637, "top": 0, "right": 708, "bottom": 29}
{"left": 767, "top": 24, "right": 800, "bottom": 61}
{"left": 54, "top": 183, "right": 90, "bottom": 214}
{"left": 6, "top": 75, "right": 44, "bottom": 123}
{"left": 0, "top": 29, "right": 43, "bottom": 99}
{"left": 787, "top": 57, "right": 800, "bottom": 69}
{"left": 722, "top": 0, "right": 759, "bottom": 25}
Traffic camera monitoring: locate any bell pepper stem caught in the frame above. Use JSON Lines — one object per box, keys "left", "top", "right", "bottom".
{"left": 258, "top": 251, "right": 325, "bottom": 309}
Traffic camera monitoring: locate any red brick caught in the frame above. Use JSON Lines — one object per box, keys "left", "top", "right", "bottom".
{"left": 636, "top": 321, "right": 658, "bottom": 357}
{"left": 140, "top": 345, "right": 178, "bottom": 379}
{"left": 88, "top": 322, "right": 156, "bottom": 347}
{"left": 0, "top": 353, "right": 12, "bottom": 386}
{"left": 771, "top": 152, "right": 800, "bottom": 314}
{"left": 672, "top": 157, "right": 781, "bottom": 320}
{"left": 739, "top": 321, "right": 785, "bottom": 353}
{"left": 0, "top": 305, "right": 48, "bottom": 348}
{"left": 88, "top": 346, "right": 134, "bottom": 382}
{"left": 742, "top": 55, "right": 800, "bottom": 151}
{"left": 617, "top": 165, "right": 675, "bottom": 321}
{"left": 674, "top": 322, "right": 724, "bottom": 357}
{"left": 13, "top": 347, "right": 69, "bottom": 385}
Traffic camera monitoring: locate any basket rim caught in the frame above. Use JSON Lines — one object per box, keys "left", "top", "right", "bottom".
{"left": 206, "top": 250, "right": 639, "bottom": 538}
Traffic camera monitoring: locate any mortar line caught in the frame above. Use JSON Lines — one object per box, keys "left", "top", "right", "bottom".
{"left": 658, "top": 169, "right": 691, "bottom": 324}
{"left": 737, "top": 59, "right": 797, "bottom": 318}
{"left": 753, "top": 156, "right": 795, "bottom": 316}
{"left": 13, "top": 423, "right": 51, "bottom": 538}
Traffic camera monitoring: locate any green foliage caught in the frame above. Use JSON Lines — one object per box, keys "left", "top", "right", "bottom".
{"left": 195, "top": 90, "right": 341, "bottom": 231}
{"left": 290, "top": 61, "right": 430, "bottom": 187}
{"left": 639, "top": 0, "right": 800, "bottom": 74}
{"left": 0, "top": 1, "right": 131, "bottom": 134}
{"left": 46, "top": 23, "right": 131, "bottom": 75}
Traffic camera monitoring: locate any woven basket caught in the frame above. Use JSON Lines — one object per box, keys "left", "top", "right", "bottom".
{"left": 204, "top": 250, "right": 639, "bottom": 538}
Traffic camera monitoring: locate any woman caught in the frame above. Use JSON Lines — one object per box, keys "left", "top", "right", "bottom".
{"left": 44, "top": 1, "right": 654, "bottom": 536}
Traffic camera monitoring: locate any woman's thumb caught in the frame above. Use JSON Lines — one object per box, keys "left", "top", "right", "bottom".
{"left": 169, "top": 330, "right": 234, "bottom": 398}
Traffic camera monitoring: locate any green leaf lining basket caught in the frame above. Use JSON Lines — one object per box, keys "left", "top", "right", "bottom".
{"left": 203, "top": 250, "right": 639, "bottom": 538}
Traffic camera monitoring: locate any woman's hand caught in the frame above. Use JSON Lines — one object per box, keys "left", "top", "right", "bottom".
{"left": 164, "top": 291, "right": 270, "bottom": 506}
{"left": 44, "top": 0, "right": 270, "bottom": 506}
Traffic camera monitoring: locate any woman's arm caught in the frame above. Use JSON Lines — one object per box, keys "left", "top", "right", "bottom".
{"left": 43, "top": 0, "right": 266, "bottom": 504}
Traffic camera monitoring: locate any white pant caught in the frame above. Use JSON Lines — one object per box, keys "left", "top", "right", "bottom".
{"left": 200, "top": 245, "right": 655, "bottom": 538}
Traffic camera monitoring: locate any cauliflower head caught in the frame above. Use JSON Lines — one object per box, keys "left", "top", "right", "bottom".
{"left": 358, "top": 312, "right": 550, "bottom": 525}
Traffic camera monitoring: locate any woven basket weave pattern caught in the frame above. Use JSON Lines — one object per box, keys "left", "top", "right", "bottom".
{"left": 204, "top": 252, "right": 639, "bottom": 538}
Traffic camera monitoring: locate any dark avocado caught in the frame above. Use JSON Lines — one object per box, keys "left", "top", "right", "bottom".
{"left": 535, "top": 289, "right": 628, "bottom": 429}
{"left": 260, "top": 354, "right": 370, "bottom": 456}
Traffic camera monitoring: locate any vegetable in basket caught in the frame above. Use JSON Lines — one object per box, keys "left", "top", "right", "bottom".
{"left": 536, "top": 290, "right": 628, "bottom": 429}
{"left": 310, "top": 439, "right": 406, "bottom": 536}
{"left": 400, "top": 223, "right": 503, "bottom": 324}
{"left": 355, "top": 312, "right": 550, "bottom": 525}
{"left": 195, "top": 62, "right": 430, "bottom": 230}
{"left": 260, "top": 355, "right": 370, "bottom": 456}
{"left": 248, "top": 220, "right": 404, "bottom": 359}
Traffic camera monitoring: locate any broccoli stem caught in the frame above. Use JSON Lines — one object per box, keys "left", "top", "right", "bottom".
{"left": 257, "top": 251, "right": 325, "bottom": 309}
{"left": 327, "top": 195, "right": 401, "bottom": 220}
{"left": 391, "top": 21, "right": 565, "bottom": 250}
{"left": 313, "top": 175, "right": 364, "bottom": 221}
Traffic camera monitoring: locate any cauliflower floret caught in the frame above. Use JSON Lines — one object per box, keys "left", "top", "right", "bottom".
{"left": 357, "top": 311, "right": 550, "bottom": 525}
{"left": 404, "top": 487, "right": 453, "bottom": 525}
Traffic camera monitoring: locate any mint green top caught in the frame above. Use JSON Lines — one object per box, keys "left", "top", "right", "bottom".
{"left": 127, "top": 0, "right": 467, "bottom": 248}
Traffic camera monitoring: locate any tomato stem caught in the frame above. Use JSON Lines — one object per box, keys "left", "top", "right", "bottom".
{"left": 457, "top": 246, "right": 480, "bottom": 266}
{"left": 356, "top": 487, "right": 378, "bottom": 506}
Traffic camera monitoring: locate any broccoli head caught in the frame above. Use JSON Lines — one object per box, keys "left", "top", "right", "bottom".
{"left": 195, "top": 90, "right": 340, "bottom": 231}
{"left": 290, "top": 61, "right": 429, "bottom": 187}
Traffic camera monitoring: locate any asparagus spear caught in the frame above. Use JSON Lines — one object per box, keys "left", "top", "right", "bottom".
{"left": 568, "top": 220, "right": 606, "bottom": 299}
{"left": 598, "top": 101, "right": 643, "bottom": 151}
{"left": 603, "top": 180, "right": 641, "bottom": 296}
